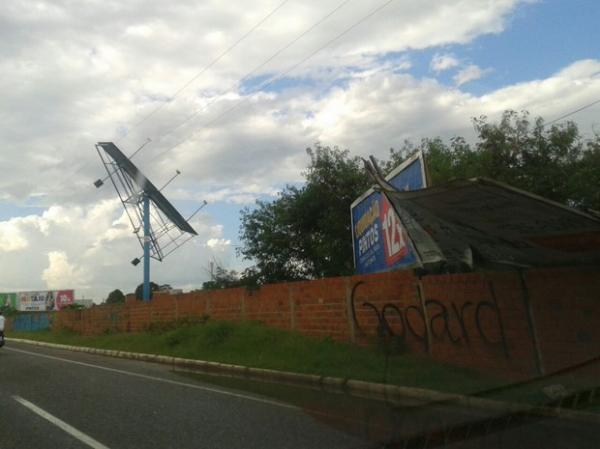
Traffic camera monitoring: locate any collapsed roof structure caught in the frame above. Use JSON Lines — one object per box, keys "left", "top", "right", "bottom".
{"left": 363, "top": 159, "right": 600, "bottom": 272}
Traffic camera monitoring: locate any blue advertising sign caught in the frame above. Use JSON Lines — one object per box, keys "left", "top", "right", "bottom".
{"left": 351, "top": 152, "right": 427, "bottom": 274}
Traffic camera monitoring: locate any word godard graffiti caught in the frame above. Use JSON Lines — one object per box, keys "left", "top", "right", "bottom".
{"left": 350, "top": 281, "right": 509, "bottom": 357}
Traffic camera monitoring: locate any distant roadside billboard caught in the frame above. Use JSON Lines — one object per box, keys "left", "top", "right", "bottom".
{"left": 0, "top": 290, "right": 75, "bottom": 311}
{"left": 350, "top": 152, "right": 427, "bottom": 274}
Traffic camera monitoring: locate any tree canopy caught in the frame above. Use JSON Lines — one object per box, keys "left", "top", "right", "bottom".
{"left": 134, "top": 282, "right": 159, "bottom": 300}
{"left": 238, "top": 111, "right": 600, "bottom": 284}
{"left": 411, "top": 111, "right": 600, "bottom": 211}
{"left": 105, "top": 289, "right": 125, "bottom": 304}
{"left": 238, "top": 144, "right": 371, "bottom": 283}
{"left": 202, "top": 266, "right": 247, "bottom": 290}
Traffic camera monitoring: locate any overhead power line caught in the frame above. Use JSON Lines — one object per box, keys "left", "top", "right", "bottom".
{"left": 120, "top": 0, "right": 292, "bottom": 141}
{"left": 79, "top": 0, "right": 291, "bottom": 181}
{"left": 146, "top": 0, "right": 354, "bottom": 149}
{"left": 151, "top": 0, "right": 397, "bottom": 162}
{"left": 544, "top": 98, "right": 600, "bottom": 128}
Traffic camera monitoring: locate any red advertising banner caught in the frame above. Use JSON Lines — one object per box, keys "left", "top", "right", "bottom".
{"left": 379, "top": 195, "right": 409, "bottom": 266}
{"left": 55, "top": 290, "right": 75, "bottom": 310}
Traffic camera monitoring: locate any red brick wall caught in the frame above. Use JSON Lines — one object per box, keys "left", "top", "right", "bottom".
{"left": 524, "top": 266, "right": 600, "bottom": 376}
{"left": 52, "top": 266, "right": 600, "bottom": 378}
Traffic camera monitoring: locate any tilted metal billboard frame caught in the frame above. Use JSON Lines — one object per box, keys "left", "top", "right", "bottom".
{"left": 95, "top": 142, "right": 202, "bottom": 301}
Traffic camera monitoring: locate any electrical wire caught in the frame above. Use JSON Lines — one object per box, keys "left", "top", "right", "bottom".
{"left": 543, "top": 98, "right": 600, "bottom": 128}
{"left": 78, "top": 0, "right": 291, "bottom": 180}
{"left": 121, "top": 0, "right": 292, "bottom": 141}
{"left": 144, "top": 0, "right": 354, "bottom": 149}
{"left": 151, "top": 0, "right": 397, "bottom": 162}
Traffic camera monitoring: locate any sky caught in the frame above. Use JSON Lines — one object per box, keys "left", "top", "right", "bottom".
{"left": 0, "top": 0, "right": 599, "bottom": 301}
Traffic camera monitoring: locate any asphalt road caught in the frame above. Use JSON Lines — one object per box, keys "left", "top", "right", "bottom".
{"left": 1, "top": 342, "right": 599, "bottom": 449}
{"left": 0, "top": 342, "right": 366, "bottom": 449}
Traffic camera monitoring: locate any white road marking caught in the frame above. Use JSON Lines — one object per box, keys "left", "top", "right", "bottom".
{"left": 13, "top": 395, "right": 111, "bottom": 449}
{"left": 6, "top": 347, "right": 298, "bottom": 411}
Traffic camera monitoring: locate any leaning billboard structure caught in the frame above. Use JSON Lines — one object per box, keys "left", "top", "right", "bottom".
{"left": 350, "top": 151, "right": 427, "bottom": 274}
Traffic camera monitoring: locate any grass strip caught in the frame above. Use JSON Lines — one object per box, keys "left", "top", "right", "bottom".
{"left": 9, "top": 319, "right": 502, "bottom": 395}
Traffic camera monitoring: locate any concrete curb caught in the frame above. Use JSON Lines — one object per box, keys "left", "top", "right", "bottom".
{"left": 7, "top": 338, "right": 600, "bottom": 425}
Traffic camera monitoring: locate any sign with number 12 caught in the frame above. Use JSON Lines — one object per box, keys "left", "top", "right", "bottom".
{"left": 380, "top": 195, "right": 408, "bottom": 265}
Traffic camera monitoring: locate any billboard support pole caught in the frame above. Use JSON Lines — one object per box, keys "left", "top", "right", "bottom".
{"left": 143, "top": 194, "right": 151, "bottom": 302}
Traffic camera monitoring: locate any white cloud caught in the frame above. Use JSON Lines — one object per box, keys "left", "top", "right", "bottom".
{"left": 430, "top": 53, "right": 459, "bottom": 72}
{"left": 0, "top": 0, "right": 527, "bottom": 206}
{"left": 206, "top": 238, "right": 232, "bottom": 250}
{"left": 169, "top": 184, "right": 280, "bottom": 205}
{"left": 305, "top": 59, "right": 600, "bottom": 151}
{"left": 42, "top": 251, "right": 90, "bottom": 290}
{"left": 0, "top": 219, "right": 30, "bottom": 252}
{"left": 453, "top": 64, "right": 490, "bottom": 85}
{"left": 0, "top": 213, "right": 60, "bottom": 252}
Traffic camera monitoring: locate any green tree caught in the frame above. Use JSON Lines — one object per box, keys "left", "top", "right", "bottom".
{"left": 238, "top": 144, "right": 371, "bottom": 283}
{"left": 105, "top": 289, "right": 125, "bottom": 304}
{"left": 62, "top": 303, "right": 85, "bottom": 311}
{"left": 387, "top": 110, "right": 599, "bottom": 211}
{"left": 203, "top": 266, "right": 244, "bottom": 290}
{"left": 574, "top": 137, "right": 600, "bottom": 212}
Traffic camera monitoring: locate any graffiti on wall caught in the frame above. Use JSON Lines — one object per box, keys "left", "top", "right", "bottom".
{"left": 350, "top": 281, "right": 509, "bottom": 357}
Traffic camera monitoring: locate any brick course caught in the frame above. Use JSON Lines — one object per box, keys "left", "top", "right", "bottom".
{"left": 47, "top": 266, "right": 599, "bottom": 379}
